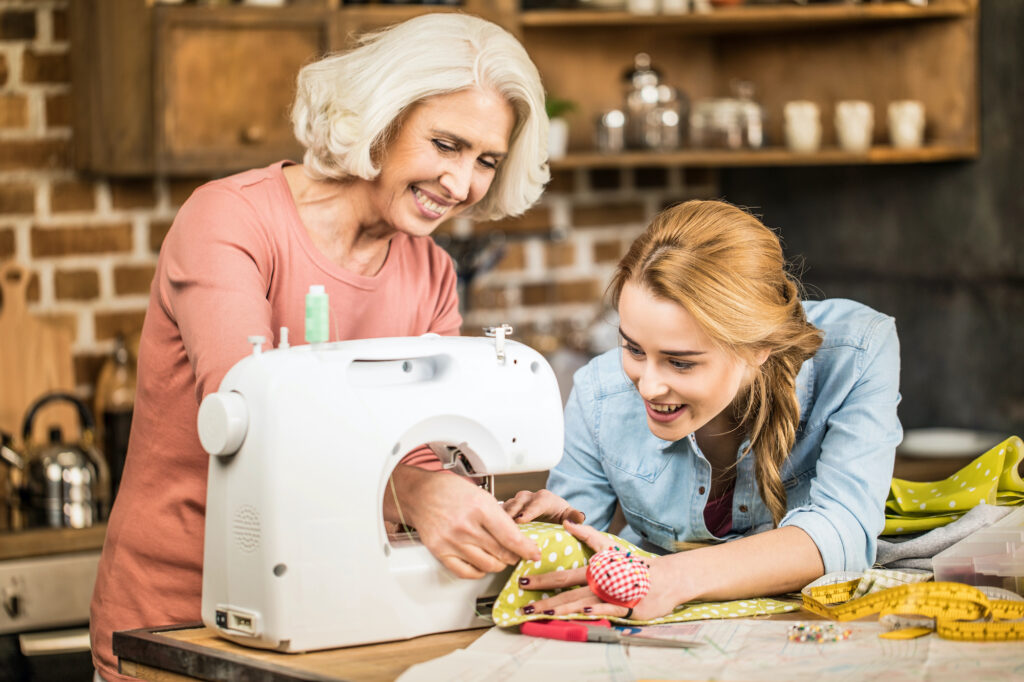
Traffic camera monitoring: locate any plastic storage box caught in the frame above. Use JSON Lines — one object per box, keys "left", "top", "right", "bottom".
{"left": 932, "top": 506, "right": 1024, "bottom": 595}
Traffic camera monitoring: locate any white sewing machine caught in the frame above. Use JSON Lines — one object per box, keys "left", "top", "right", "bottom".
{"left": 197, "top": 329, "right": 564, "bottom": 652}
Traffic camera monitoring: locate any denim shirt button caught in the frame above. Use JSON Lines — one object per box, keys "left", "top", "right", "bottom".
{"left": 739, "top": 505, "right": 748, "bottom": 513}
{"left": 698, "top": 486, "right": 705, "bottom": 495}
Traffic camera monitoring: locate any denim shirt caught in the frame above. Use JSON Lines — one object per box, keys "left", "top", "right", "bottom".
{"left": 547, "top": 298, "right": 903, "bottom": 573}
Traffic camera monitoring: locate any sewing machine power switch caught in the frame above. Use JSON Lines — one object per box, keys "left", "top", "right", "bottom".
{"left": 197, "top": 391, "right": 249, "bottom": 457}
{"left": 214, "top": 605, "right": 261, "bottom": 636}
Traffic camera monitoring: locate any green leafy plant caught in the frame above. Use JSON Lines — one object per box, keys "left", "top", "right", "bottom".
{"left": 545, "top": 96, "right": 576, "bottom": 120}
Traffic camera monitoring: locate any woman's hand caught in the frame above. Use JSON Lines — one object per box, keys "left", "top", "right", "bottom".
{"left": 501, "top": 489, "right": 585, "bottom": 525}
{"left": 385, "top": 465, "right": 541, "bottom": 580}
{"left": 518, "top": 520, "right": 685, "bottom": 621}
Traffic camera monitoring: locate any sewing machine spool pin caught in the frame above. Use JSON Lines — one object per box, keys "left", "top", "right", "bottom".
{"left": 483, "top": 324, "right": 514, "bottom": 363}
{"left": 247, "top": 335, "right": 266, "bottom": 355}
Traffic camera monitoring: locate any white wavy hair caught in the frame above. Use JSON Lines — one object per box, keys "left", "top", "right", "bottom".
{"left": 291, "top": 12, "right": 550, "bottom": 221}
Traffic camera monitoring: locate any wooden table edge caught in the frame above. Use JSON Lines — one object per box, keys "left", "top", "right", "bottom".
{"left": 114, "top": 623, "right": 346, "bottom": 682}
{"left": 113, "top": 623, "right": 490, "bottom": 682}
{"left": 112, "top": 603, "right": 814, "bottom": 682}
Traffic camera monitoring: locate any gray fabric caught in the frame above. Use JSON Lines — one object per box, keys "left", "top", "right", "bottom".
{"left": 881, "top": 557, "right": 935, "bottom": 570}
{"left": 876, "top": 504, "right": 1013, "bottom": 569}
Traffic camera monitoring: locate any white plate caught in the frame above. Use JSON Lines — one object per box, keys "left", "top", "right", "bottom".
{"left": 897, "top": 428, "right": 1006, "bottom": 459}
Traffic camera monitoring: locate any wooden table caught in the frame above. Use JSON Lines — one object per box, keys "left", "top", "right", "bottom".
{"left": 113, "top": 624, "right": 488, "bottom": 682}
{"left": 114, "top": 607, "right": 818, "bottom": 682}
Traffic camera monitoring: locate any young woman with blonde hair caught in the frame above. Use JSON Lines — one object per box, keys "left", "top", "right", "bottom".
{"left": 507, "top": 199, "right": 902, "bottom": 620}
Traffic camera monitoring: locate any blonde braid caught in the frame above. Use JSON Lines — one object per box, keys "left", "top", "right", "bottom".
{"left": 740, "top": 281, "right": 822, "bottom": 526}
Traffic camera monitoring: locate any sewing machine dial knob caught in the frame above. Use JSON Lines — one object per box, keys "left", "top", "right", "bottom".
{"left": 197, "top": 391, "right": 249, "bottom": 457}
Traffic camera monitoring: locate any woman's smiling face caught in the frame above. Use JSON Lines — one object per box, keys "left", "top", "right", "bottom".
{"left": 370, "top": 87, "right": 515, "bottom": 236}
{"left": 618, "top": 281, "right": 757, "bottom": 442}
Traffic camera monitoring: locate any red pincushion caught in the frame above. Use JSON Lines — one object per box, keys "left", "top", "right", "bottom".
{"left": 585, "top": 547, "right": 651, "bottom": 608}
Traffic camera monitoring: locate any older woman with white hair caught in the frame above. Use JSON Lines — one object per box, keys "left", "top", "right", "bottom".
{"left": 90, "top": 13, "right": 551, "bottom": 681}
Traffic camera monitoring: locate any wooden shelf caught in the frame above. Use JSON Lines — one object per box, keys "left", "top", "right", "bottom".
{"left": 72, "top": 1, "right": 979, "bottom": 175}
{"left": 0, "top": 523, "right": 107, "bottom": 561}
{"left": 550, "top": 144, "right": 977, "bottom": 169}
{"left": 520, "top": 3, "right": 969, "bottom": 31}
{"left": 338, "top": 4, "right": 461, "bottom": 24}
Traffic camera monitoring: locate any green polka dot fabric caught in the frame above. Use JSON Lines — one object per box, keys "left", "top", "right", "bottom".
{"left": 491, "top": 521, "right": 799, "bottom": 628}
{"left": 884, "top": 435, "right": 1024, "bottom": 535}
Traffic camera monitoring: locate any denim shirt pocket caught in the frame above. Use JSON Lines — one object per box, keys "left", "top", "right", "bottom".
{"left": 783, "top": 464, "right": 816, "bottom": 490}
{"left": 605, "top": 450, "right": 671, "bottom": 482}
{"left": 618, "top": 501, "right": 678, "bottom": 549}
{"left": 599, "top": 402, "right": 671, "bottom": 483}
{"left": 781, "top": 464, "right": 816, "bottom": 510}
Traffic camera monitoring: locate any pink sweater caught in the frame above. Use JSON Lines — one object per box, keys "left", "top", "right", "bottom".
{"left": 90, "top": 162, "right": 461, "bottom": 680}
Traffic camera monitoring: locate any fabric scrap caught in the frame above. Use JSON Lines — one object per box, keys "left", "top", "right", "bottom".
{"left": 493, "top": 521, "right": 799, "bottom": 627}
{"left": 884, "top": 436, "right": 1023, "bottom": 535}
{"left": 851, "top": 567, "right": 933, "bottom": 598}
{"left": 877, "top": 503, "right": 1013, "bottom": 569}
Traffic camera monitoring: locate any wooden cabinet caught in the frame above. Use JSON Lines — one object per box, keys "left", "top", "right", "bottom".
{"left": 155, "top": 8, "right": 332, "bottom": 174}
{"left": 71, "top": 0, "right": 978, "bottom": 176}
{"left": 72, "top": 1, "right": 334, "bottom": 176}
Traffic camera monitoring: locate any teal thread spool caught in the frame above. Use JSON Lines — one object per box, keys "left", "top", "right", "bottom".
{"left": 305, "top": 285, "right": 329, "bottom": 344}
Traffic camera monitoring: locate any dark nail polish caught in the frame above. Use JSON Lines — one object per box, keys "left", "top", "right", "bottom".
{"left": 522, "top": 605, "right": 535, "bottom": 614}
{"left": 543, "top": 609, "right": 555, "bottom": 616}
{"left": 519, "top": 577, "right": 530, "bottom": 586}
{"left": 583, "top": 607, "right": 593, "bottom": 613}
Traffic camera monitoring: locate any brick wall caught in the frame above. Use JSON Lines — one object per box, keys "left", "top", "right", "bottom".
{"left": 457, "top": 166, "right": 715, "bottom": 343}
{"left": 0, "top": 0, "right": 204, "bottom": 392}
{"left": 0, "top": 0, "right": 713, "bottom": 403}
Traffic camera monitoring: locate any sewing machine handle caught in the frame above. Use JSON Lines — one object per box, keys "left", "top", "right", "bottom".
{"left": 337, "top": 334, "right": 458, "bottom": 364}
{"left": 336, "top": 333, "right": 518, "bottom": 366}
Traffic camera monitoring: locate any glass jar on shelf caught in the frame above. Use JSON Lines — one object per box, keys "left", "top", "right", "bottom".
{"left": 689, "top": 80, "right": 765, "bottom": 150}
{"left": 622, "top": 53, "right": 689, "bottom": 151}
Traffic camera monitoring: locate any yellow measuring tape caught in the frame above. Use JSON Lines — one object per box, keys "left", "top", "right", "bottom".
{"left": 802, "top": 579, "right": 1024, "bottom": 641}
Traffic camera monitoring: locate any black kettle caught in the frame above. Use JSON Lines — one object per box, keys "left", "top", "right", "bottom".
{"left": 18, "top": 392, "right": 111, "bottom": 529}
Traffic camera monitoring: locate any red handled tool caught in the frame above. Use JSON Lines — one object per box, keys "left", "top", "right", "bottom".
{"left": 520, "top": 619, "right": 703, "bottom": 648}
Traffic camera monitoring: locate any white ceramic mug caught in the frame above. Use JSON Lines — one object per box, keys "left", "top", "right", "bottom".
{"left": 834, "top": 100, "right": 874, "bottom": 153}
{"left": 888, "top": 100, "right": 926, "bottom": 149}
{"left": 784, "top": 100, "right": 821, "bottom": 153}
{"left": 627, "top": 0, "right": 659, "bottom": 15}
{"left": 660, "top": 0, "right": 691, "bottom": 14}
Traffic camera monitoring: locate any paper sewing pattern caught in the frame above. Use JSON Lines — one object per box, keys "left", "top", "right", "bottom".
{"left": 493, "top": 521, "right": 798, "bottom": 627}
{"left": 399, "top": 618, "right": 1024, "bottom": 682}
{"left": 885, "top": 436, "right": 1024, "bottom": 534}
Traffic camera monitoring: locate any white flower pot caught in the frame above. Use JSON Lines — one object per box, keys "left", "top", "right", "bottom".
{"left": 548, "top": 117, "right": 569, "bottom": 161}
